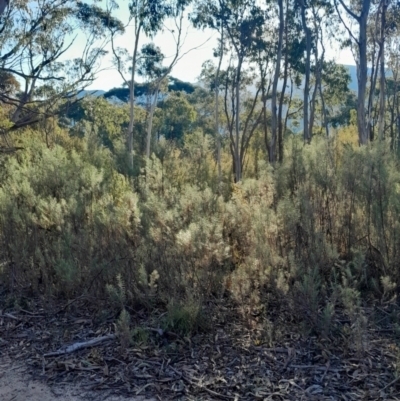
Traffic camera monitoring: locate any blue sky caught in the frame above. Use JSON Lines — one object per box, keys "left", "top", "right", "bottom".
{"left": 86, "top": 3, "right": 356, "bottom": 91}
{"left": 86, "top": 5, "right": 218, "bottom": 90}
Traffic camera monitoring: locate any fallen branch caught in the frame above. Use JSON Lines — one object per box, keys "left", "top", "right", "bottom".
{"left": 0, "top": 313, "right": 20, "bottom": 321}
{"left": 43, "top": 334, "right": 116, "bottom": 357}
{"left": 144, "top": 327, "right": 181, "bottom": 339}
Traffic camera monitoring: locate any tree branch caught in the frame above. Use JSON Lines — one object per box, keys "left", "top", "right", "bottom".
{"left": 336, "top": 0, "right": 360, "bottom": 21}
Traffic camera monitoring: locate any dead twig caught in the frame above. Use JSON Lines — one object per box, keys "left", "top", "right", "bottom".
{"left": 52, "top": 295, "right": 87, "bottom": 316}
{"left": 144, "top": 327, "right": 181, "bottom": 339}
{"left": 0, "top": 313, "right": 20, "bottom": 321}
{"left": 43, "top": 334, "right": 116, "bottom": 357}
{"left": 19, "top": 309, "right": 45, "bottom": 317}
{"left": 381, "top": 376, "right": 400, "bottom": 392}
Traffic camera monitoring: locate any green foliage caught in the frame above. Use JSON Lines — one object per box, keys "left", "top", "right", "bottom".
{"left": 162, "top": 300, "right": 205, "bottom": 336}
{"left": 74, "top": 97, "right": 130, "bottom": 150}
{"left": 103, "top": 77, "right": 195, "bottom": 102}
{"left": 117, "top": 308, "right": 131, "bottom": 348}
{"left": 0, "top": 132, "right": 140, "bottom": 297}
{"left": 131, "top": 326, "right": 150, "bottom": 345}
{"left": 3, "top": 104, "right": 400, "bottom": 343}
{"left": 68, "top": 97, "right": 146, "bottom": 176}
{"left": 157, "top": 92, "right": 197, "bottom": 142}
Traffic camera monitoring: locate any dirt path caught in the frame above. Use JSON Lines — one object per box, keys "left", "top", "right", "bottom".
{"left": 0, "top": 357, "right": 156, "bottom": 401}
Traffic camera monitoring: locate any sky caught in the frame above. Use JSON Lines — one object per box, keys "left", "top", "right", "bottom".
{"left": 86, "top": 3, "right": 356, "bottom": 91}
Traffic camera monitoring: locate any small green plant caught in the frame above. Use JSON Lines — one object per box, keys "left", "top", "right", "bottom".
{"left": 381, "top": 275, "right": 397, "bottom": 304}
{"left": 319, "top": 302, "right": 335, "bottom": 337}
{"left": 116, "top": 308, "right": 131, "bottom": 348}
{"left": 294, "top": 268, "right": 322, "bottom": 330}
{"left": 339, "top": 283, "right": 368, "bottom": 354}
{"left": 131, "top": 326, "right": 149, "bottom": 345}
{"left": 162, "top": 301, "right": 205, "bottom": 336}
{"left": 106, "top": 274, "right": 127, "bottom": 309}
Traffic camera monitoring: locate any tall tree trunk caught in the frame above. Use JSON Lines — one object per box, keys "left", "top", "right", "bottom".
{"left": 309, "top": 47, "right": 321, "bottom": 138}
{"left": 318, "top": 38, "right": 329, "bottom": 137}
{"left": 146, "top": 86, "right": 161, "bottom": 159}
{"left": 367, "top": 13, "right": 380, "bottom": 142}
{"left": 390, "top": 66, "right": 398, "bottom": 149}
{"left": 285, "top": 74, "right": 294, "bottom": 136}
{"left": 335, "top": 0, "right": 372, "bottom": 145}
{"left": 309, "top": 6, "right": 325, "bottom": 138}
{"left": 270, "top": 0, "right": 284, "bottom": 163}
{"left": 235, "top": 57, "right": 243, "bottom": 182}
{"left": 357, "top": 0, "right": 372, "bottom": 145}
{"left": 278, "top": 2, "right": 289, "bottom": 163}
{"left": 263, "top": 80, "right": 272, "bottom": 161}
{"left": 215, "top": 29, "right": 224, "bottom": 190}
{"left": 378, "top": 0, "right": 387, "bottom": 141}
{"left": 127, "top": 24, "right": 142, "bottom": 170}
{"left": 300, "top": 0, "right": 311, "bottom": 144}
{"left": 144, "top": 14, "right": 185, "bottom": 162}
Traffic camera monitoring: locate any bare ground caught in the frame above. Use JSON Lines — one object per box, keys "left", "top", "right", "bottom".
{"left": 1, "top": 294, "right": 400, "bottom": 400}
{"left": 0, "top": 356, "right": 156, "bottom": 401}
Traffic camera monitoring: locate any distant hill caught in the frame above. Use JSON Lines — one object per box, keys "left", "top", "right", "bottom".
{"left": 344, "top": 64, "right": 393, "bottom": 92}
{"left": 102, "top": 77, "right": 196, "bottom": 104}
{"left": 79, "top": 65, "right": 389, "bottom": 104}
{"left": 77, "top": 89, "right": 106, "bottom": 99}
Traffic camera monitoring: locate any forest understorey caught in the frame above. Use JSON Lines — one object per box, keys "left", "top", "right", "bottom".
{"left": 1, "top": 290, "right": 400, "bottom": 401}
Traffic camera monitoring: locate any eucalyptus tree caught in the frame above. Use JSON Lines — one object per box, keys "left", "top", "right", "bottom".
{"left": 270, "top": 0, "right": 284, "bottom": 161}
{"left": 297, "top": 0, "right": 312, "bottom": 143}
{"left": 277, "top": 0, "right": 304, "bottom": 160}
{"left": 265, "top": 0, "right": 312, "bottom": 160}
{"left": 110, "top": 0, "right": 191, "bottom": 170}
{"left": 219, "top": 0, "right": 265, "bottom": 181}
{"left": 137, "top": 43, "right": 168, "bottom": 159}
{"left": 191, "top": 0, "right": 226, "bottom": 185}
{"left": 371, "top": 0, "right": 397, "bottom": 141}
{"left": 252, "top": 37, "right": 272, "bottom": 163}
{"left": 363, "top": 0, "right": 390, "bottom": 141}
{"left": 378, "top": 0, "right": 389, "bottom": 140}
{"left": 192, "top": 0, "right": 266, "bottom": 181}
{"left": 308, "top": 0, "right": 334, "bottom": 138}
{"left": 386, "top": 9, "right": 400, "bottom": 149}
{"left": 220, "top": 64, "right": 263, "bottom": 181}
{"left": 314, "top": 61, "right": 352, "bottom": 131}
{"left": 334, "top": 0, "right": 372, "bottom": 145}
{"left": 294, "top": 0, "right": 332, "bottom": 143}
{"left": 0, "top": 0, "right": 122, "bottom": 139}
{"left": 139, "top": 29, "right": 203, "bottom": 161}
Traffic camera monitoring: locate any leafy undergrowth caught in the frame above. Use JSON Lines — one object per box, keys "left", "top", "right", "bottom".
{"left": 1, "top": 291, "right": 400, "bottom": 401}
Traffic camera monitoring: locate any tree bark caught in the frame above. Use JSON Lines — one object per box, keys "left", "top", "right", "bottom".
{"left": 215, "top": 29, "right": 224, "bottom": 189}
{"left": 278, "top": 1, "right": 289, "bottom": 163}
{"left": 127, "top": 24, "right": 142, "bottom": 170}
{"left": 146, "top": 85, "right": 161, "bottom": 159}
{"left": 335, "top": 0, "right": 372, "bottom": 145}
{"left": 378, "top": 0, "right": 387, "bottom": 141}
{"left": 357, "top": 0, "right": 372, "bottom": 145}
{"left": 235, "top": 57, "right": 243, "bottom": 182}
{"left": 300, "top": 0, "right": 312, "bottom": 144}
{"left": 270, "top": 0, "right": 284, "bottom": 163}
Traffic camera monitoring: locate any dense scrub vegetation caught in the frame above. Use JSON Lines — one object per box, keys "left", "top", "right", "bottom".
{"left": 1, "top": 97, "right": 399, "bottom": 345}
{"left": 2, "top": 0, "right": 400, "bottom": 352}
